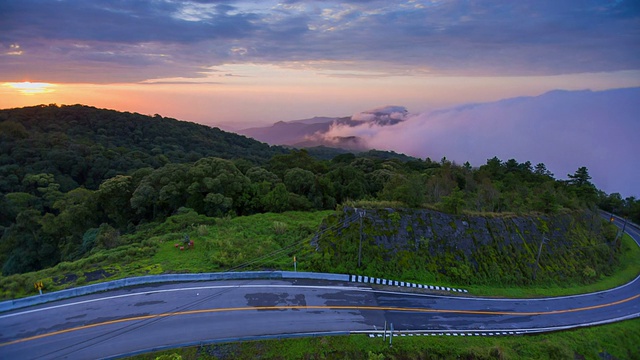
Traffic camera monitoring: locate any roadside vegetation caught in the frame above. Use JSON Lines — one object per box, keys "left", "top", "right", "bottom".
{"left": 129, "top": 318, "right": 640, "bottom": 360}
{"left": 0, "top": 208, "right": 636, "bottom": 301}
{"left": 0, "top": 210, "right": 331, "bottom": 300}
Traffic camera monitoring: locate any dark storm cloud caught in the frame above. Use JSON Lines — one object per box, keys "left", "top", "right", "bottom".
{"left": 1, "top": 0, "right": 638, "bottom": 82}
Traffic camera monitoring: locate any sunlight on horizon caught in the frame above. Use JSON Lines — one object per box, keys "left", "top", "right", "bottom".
{"left": 3, "top": 82, "right": 56, "bottom": 95}
{"left": 1, "top": 68, "right": 639, "bottom": 128}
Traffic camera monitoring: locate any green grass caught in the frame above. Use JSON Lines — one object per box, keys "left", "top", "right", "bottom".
{"left": 461, "top": 233, "right": 640, "bottom": 298}
{"left": 150, "top": 211, "right": 332, "bottom": 273}
{"left": 127, "top": 318, "right": 640, "bottom": 360}
{"left": 0, "top": 210, "right": 332, "bottom": 300}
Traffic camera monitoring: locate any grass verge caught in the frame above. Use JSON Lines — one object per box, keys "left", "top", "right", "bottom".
{"left": 126, "top": 318, "right": 640, "bottom": 360}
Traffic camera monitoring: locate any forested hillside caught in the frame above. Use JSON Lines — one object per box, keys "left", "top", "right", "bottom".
{"left": 0, "top": 104, "right": 287, "bottom": 192}
{"left": 0, "top": 104, "right": 637, "bottom": 277}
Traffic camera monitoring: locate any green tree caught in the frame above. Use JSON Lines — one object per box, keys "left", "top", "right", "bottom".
{"left": 534, "top": 162, "right": 554, "bottom": 178}
{"left": 2, "top": 192, "right": 41, "bottom": 224}
{"left": 130, "top": 163, "right": 189, "bottom": 220}
{"left": 283, "top": 168, "right": 316, "bottom": 196}
{"left": 440, "top": 187, "right": 465, "bottom": 214}
{"left": 186, "top": 158, "right": 251, "bottom": 216}
{"left": 366, "top": 169, "right": 394, "bottom": 196}
{"left": 380, "top": 174, "right": 425, "bottom": 207}
{"left": 21, "top": 173, "right": 62, "bottom": 210}
{"left": 567, "top": 166, "right": 592, "bottom": 186}
{"left": 567, "top": 166, "right": 597, "bottom": 204}
{"left": 268, "top": 149, "right": 324, "bottom": 177}
{"left": 98, "top": 175, "right": 135, "bottom": 229}
{"left": 52, "top": 187, "right": 100, "bottom": 260}
{"left": 245, "top": 166, "right": 281, "bottom": 185}
{"left": 1, "top": 209, "right": 47, "bottom": 274}
{"left": 327, "top": 165, "right": 366, "bottom": 203}
{"left": 262, "top": 183, "right": 290, "bottom": 213}
{"left": 479, "top": 156, "right": 504, "bottom": 180}
{"left": 533, "top": 182, "right": 560, "bottom": 213}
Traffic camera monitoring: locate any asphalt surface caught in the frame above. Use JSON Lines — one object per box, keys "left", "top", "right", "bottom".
{"left": 1, "top": 223, "right": 639, "bottom": 360}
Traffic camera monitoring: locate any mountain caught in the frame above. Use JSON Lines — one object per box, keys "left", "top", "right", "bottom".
{"left": 238, "top": 116, "right": 341, "bottom": 147}
{"left": 0, "top": 104, "right": 288, "bottom": 192}
{"left": 237, "top": 105, "right": 409, "bottom": 150}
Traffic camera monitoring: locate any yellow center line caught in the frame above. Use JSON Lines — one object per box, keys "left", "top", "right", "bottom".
{"left": 2, "top": 293, "right": 638, "bottom": 347}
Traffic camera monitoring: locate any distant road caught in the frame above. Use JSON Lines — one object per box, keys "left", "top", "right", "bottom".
{"left": 608, "top": 213, "right": 640, "bottom": 246}
{"left": 1, "top": 222, "right": 639, "bottom": 360}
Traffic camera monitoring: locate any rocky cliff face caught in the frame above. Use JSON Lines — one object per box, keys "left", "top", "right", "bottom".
{"left": 313, "top": 207, "right": 616, "bottom": 285}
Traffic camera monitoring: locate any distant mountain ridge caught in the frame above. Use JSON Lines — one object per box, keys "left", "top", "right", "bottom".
{"left": 239, "top": 116, "right": 345, "bottom": 147}
{"left": 238, "top": 105, "right": 409, "bottom": 150}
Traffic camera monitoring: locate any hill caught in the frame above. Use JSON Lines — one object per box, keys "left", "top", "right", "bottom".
{"left": 0, "top": 104, "right": 288, "bottom": 192}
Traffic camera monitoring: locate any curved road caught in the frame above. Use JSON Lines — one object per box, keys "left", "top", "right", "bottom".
{"left": 1, "top": 226, "right": 639, "bottom": 359}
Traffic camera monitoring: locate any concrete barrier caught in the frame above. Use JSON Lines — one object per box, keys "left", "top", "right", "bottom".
{"left": 0, "top": 271, "right": 350, "bottom": 313}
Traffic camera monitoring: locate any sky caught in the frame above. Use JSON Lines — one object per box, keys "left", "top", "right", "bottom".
{"left": 0, "top": 0, "right": 639, "bottom": 196}
{"left": 1, "top": 0, "right": 639, "bottom": 128}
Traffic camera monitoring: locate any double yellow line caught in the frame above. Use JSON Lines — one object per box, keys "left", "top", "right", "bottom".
{"left": 2, "top": 293, "right": 638, "bottom": 347}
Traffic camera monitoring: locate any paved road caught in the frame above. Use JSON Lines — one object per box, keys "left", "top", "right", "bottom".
{"left": 1, "top": 222, "right": 638, "bottom": 359}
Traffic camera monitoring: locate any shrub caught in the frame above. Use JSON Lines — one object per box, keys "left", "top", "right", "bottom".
{"left": 273, "top": 221, "right": 287, "bottom": 235}
{"left": 197, "top": 225, "right": 209, "bottom": 236}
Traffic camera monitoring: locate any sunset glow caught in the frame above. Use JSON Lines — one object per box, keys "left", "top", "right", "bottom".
{"left": 4, "top": 82, "right": 56, "bottom": 95}
{"left": 1, "top": 1, "right": 637, "bottom": 124}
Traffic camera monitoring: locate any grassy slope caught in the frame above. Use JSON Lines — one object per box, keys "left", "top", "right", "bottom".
{"left": 0, "top": 210, "right": 332, "bottom": 300}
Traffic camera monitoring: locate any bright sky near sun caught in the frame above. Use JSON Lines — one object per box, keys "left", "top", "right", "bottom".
{"left": 1, "top": 0, "right": 639, "bottom": 128}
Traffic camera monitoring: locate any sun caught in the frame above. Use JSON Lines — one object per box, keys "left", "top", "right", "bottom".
{"left": 3, "top": 81, "right": 56, "bottom": 95}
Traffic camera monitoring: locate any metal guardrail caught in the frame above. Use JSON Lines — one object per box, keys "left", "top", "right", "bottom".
{"left": 0, "top": 271, "right": 468, "bottom": 313}
{"left": 0, "top": 271, "right": 349, "bottom": 313}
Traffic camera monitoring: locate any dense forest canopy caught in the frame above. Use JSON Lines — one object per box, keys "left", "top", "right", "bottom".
{"left": 0, "top": 104, "right": 637, "bottom": 275}
{"left": 0, "top": 104, "right": 288, "bottom": 192}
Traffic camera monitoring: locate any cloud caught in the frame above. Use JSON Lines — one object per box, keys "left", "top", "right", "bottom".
{"left": 319, "top": 88, "right": 640, "bottom": 197}
{"left": 0, "top": 0, "right": 637, "bottom": 83}
{"left": 351, "top": 105, "right": 409, "bottom": 122}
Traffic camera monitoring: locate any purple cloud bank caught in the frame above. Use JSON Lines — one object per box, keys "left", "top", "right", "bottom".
{"left": 320, "top": 88, "right": 640, "bottom": 197}
{"left": 1, "top": 1, "right": 638, "bottom": 82}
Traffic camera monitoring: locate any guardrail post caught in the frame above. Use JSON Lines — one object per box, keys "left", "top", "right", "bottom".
{"left": 383, "top": 321, "right": 387, "bottom": 342}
